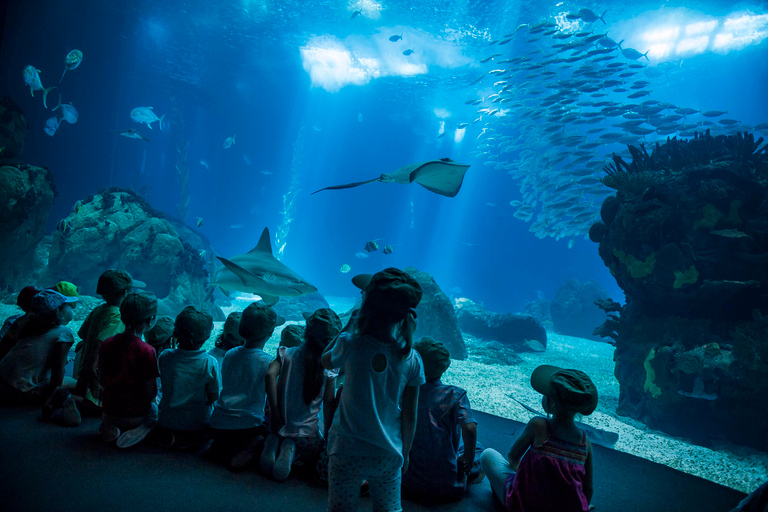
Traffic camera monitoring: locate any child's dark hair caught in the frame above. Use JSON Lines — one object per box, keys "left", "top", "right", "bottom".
{"left": 18, "top": 310, "right": 59, "bottom": 339}
{"left": 176, "top": 335, "right": 205, "bottom": 351}
{"left": 355, "top": 300, "right": 415, "bottom": 359}
{"left": 301, "top": 331, "right": 330, "bottom": 405}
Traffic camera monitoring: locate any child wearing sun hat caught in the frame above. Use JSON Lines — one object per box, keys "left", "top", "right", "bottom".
{"left": 321, "top": 268, "right": 426, "bottom": 512}
{"left": 480, "top": 365, "right": 598, "bottom": 512}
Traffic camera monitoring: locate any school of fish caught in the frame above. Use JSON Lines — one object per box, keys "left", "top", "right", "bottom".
{"left": 458, "top": 12, "right": 766, "bottom": 246}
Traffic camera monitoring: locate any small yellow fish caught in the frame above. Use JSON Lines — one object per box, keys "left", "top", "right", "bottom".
{"left": 340, "top": 264, "right": 351, "bottom": 274}
{"left": 72, "top": 200, "right": 82, "bottom": 213}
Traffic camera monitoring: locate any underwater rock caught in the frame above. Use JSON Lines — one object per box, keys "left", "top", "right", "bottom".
{"left": 272, "top": 293, "right": 330, "bottom": 321}
{"left": 0, "top": 96, "right": 27, "bottom": 159}
{"left": 596, "top": 132, "right": 768, "bottom": 450}
{"left": 455, "top": 298, "right": 547, "bottom": 352}
{"left": 522, "top": 298, "right": 553, "bottom": 331}
{"left": 41, "top": 188, "right": 211, "bottom": 317}
{"left": 0, "top": 164, "right": 56, "bottom": 291}
{"left": 550, "top": 279, "right": 611, "bottom": 342}
{"left": 404, "top": 267, "right": 467, "bottom": 360}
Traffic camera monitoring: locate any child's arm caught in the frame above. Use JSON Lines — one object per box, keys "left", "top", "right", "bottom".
{"left": 321, "top": 338, "right": 337, "bottom": 370}
{"left": 457, "top": 422, "right": 478, "bottom": 474}
{"left": 45, "top": 341, "right": 74, "bottom": 399}
{"left": 507, "top": 417, "right": 542, "bottom": 471}
{"left": 321, "top": 374, "right": 337, "bottom": 438}
{"left": 583, "top": 437, "right": 594, "bottom": 504}
{"left": 206, "top": 361, "right": 220, "bottom": 405}
{"left": 400, "top": 384, "right": 420, "bottom": 473}
{"left": 265, "top": 358, "right": 282, "bottom": 428}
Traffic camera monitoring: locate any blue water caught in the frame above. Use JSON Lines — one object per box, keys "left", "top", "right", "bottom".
{"left": 2, "top": 0, "right": 767, "bottom": 312}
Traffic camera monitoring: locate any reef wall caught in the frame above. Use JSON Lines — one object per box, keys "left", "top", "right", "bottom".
{"left": 591, "top": 131, "right": 768, "bottom": 450}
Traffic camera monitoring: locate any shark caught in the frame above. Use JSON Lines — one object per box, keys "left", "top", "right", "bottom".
{"left": 205, "top": 227, "right": 317, "bottom": 305}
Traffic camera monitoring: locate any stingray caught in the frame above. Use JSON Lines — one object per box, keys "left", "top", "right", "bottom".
{"left": 311, "top": 158, "right": 471, "bottom": 198}
{"left": 204, "top": 227, "right": 317, "bottom": 306}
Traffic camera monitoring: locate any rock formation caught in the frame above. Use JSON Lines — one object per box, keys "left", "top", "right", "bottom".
{"left": 592, "top": 131, "right": 768, "bottom": 449}
{"left": 404, "top": 267, "right": 467, "bottom": 359}
{"left": 42, "top": 188, "right": 218, "bottom": 318}
{"left": 550, "top": 279, "right": 611, "bottom": 341}
{"left": 0, "top": 164, "right": 56, "bottom": 291}
{"left": 455, "top": 298, "right": 547, "bottom": 352}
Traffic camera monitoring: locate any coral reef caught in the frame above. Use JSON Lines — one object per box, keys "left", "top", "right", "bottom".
{"left": 41, "top": 190, "right": 211, "bottom": 317}
{"left": 594, "top": 131, "right": 768, "bottom": 450}
{"left": 0, "top": 164, "right": 56, "bottom": 291}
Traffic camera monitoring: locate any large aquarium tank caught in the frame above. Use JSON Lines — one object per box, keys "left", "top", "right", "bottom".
{"left": 1, "top": 0, "right": 767, "bottom": 496}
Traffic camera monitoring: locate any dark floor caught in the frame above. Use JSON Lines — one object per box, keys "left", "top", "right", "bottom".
{"left": 0, "top": 406, "right": 746, "bottom": 512}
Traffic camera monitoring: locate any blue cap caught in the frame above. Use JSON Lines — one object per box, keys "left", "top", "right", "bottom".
{"left": 31, "top": 289, "right": 78, "bottom": 313}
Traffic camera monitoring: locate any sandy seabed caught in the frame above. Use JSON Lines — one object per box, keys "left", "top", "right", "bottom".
{"left": 2, "top": 300, "right": 765, "bottom": 494}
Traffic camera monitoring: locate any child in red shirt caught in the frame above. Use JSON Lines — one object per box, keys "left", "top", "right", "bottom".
{"left": 98, "top": 292, "right": 160, "bottom": 447}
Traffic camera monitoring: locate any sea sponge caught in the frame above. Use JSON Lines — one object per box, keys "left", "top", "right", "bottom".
{"left": 693, "top": 203, "right": 724, "bottom": 230}
{"left": 673, "top": 265, "right": 699, "bottom": 289}
{"left": 613, "top": 249, "right": 656, "bottom": 278}
{"left": 643, "top": 348, "right": 662, "bottom": 398}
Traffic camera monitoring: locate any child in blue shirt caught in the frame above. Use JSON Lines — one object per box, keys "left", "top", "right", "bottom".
{"left": 403, "top": 336, "right": 484, "bottom": 503}
{"left": 322, "top": 268, "right": 425, "bottom": 512}
{"left": 210, "top": 302, "right": 284, "bottom": 469}
{"left": 156, "top": 306, "right": 219, "bottom": 449}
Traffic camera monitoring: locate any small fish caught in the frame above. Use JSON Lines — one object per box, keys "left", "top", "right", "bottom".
{"left": 565, "top": 13, "right": 581, "bottom": 20}
{"left": 702, "top": 110, "right": 727, "bottom": 117}
{"left": 60, "top": 49, "right": 83, "bottom": 83}
{"left": 200, "top": 159, "right": 210, "bottom": 170}
{"left": 597, "top": 37, "right": 622, "bottom": 48}
{"left": 114, "top": 128, "right": 150, "bottom": 141}
{"left": 389, "top": 34, "right": 403, "bottom": 42}
{"left": 354, "top": 251, "right": 369, "bottom": 259}
{"left": 196, "top": 217, "right": 204, "bottom": 228}
{"left": 243, "top": 154, "right": 253, "bottom": 165}
{"left": 23, "top": 65, "right": 58, "bottom": 109}
{"left": 56, "top": 219, "right": 71, "bottom": 234}
{"left": 130, "top": 107, "right": 165, "bottom": 130}
{"left": 340, "top": 264, "right": 351, "bottom": 273}
{"left": 403, "top": 48, "right": 414, "bottom": 56}
{"left": 479, "top": 54, "right": 501, "bottom": 64}
{"left": 364, "top": 240, "right": 379, "bottom": 252}
{"left": 382, "top": 245, "right": 393, "bottom": 255}
{"left": 72, "top": 200, "right": 83, "bottom": 214}
{"left": 44, "top": 116, "right": 61, "bottom": 137}
{"left": 578, "top": 8, "right": 607, "bottom": 24}
{"left": 457, "top": 122, "right": 469, "bottom": 129}
{"left": 619, "top": 42, "right": 650, "bottom": 61}
{"left": 627, "top": 90, "right": 652, "bottom": 98}
{"left": 58, "top": 103, "right": 78, "bottom": 124}
{"left": 223, "top": 135, "right": 236, "bottom": 148}
{"left": 350, "top": 8, "right": 362, "bottom": 18}
{"left": 199, "top": 250, "right": 207, "bottom": 259}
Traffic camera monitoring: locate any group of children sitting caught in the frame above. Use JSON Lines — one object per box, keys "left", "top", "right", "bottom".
{"left": 0, "top": 267, "right": 599, "bottom": 512}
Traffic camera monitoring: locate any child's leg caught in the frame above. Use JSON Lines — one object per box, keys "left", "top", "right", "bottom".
{"left": 328, "top": 453, "right": 363, "bottom": 512}
{"left": 480, "top": 448, "right": 514, "bottom": 504}
{"left": 365, "top": 453, "right": 403, "bottom": 512}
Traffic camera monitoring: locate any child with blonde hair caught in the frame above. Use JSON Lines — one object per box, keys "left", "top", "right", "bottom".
{"left": 262, "top": 308, "right": 341, "bottom": 481}
{"left": 322, "top": 268, "right": 425, "bottom": 512}
{"left": 480, "top": 365, "right": 597, "bottom": 512}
